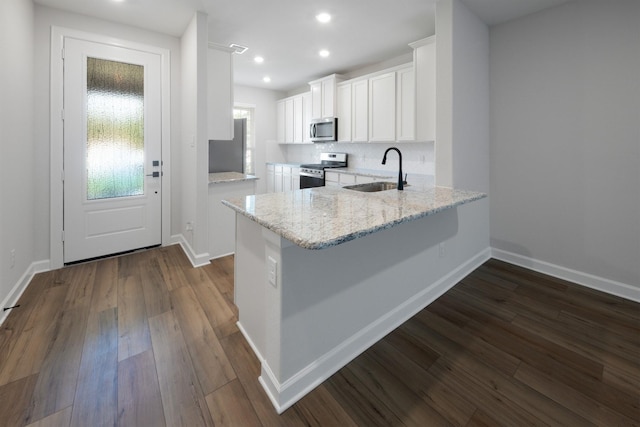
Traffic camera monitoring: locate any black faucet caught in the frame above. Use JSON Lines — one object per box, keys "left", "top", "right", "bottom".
{"left": 382, "top": 147, "right": 405, "bottom": 190}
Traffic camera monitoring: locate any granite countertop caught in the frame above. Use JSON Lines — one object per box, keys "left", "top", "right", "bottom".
{"left": 222, "top": 186, "right": 486, "bottom": 249}
{"left": 209, "top": 172, "right": 259, "bottom": 185}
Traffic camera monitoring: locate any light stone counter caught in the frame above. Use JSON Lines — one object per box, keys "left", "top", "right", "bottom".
{"left": 208, "top": 172, "right": 258, "bottom": 184}
{"left": 222, "top": 185, "right": 486, "bottom": 250}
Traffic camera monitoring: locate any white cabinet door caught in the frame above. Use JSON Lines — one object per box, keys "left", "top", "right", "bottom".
{"left": 276, "top": 101, "right": 285, "bottom": 143}
{"left": 310, "top": 81, "right": 322, "bottom": 119}
{"left": 291, "top": 167, "right": 300, "bottom": 190}
{"left": 325, "top": 171, "right": 340, "bottom": 187}
{"left": 293, "top": 96, "right": 304, "bottom": 143}
{"left": 337, "top": 83, "right": 352, "bottom": 142}
{"left": 285, "top": 98, "right": 294, "bottom": 143}
{"left": 321, "top": 78, "right": 335, "bottom": 118}
{"left": 208, "top": 46, "right": 234, "bottom": 140}
{"left": 302, "top": 92, "right": 312, "bottom": 143}
{"left": 352, "top": 80, "right": 369, "bottom": 142}
{"left": 274, "top": 165, "right": 284, "bottom": 192}
{"left": 266, "top": 164, "right": 275, "bottom": 193}
{"left": 396, "top": 66, "right": 415, "bottom": 141}
{"left": 412, "top": 36, "right": 436, "bottom": 142}
{"left": 369, "top": 72, "right": 396, "bottom": 142}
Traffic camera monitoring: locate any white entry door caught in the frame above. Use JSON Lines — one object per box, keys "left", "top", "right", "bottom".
{"left": 63, "top": 38, "right": 162, "bottom": 263}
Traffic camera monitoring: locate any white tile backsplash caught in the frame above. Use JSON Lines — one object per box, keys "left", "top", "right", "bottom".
{"left": 283, "top": 141, "right": 435, "bottom": 176}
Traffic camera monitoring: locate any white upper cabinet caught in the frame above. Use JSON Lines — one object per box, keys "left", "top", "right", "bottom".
{"left": 352, "top": 79, "right": 369, "bottom": 142}
{"left": 410, "top": 36, "right": 436, "bottom": 142}
{"left": 309, "top": 74, "right": 344, "bottom": 119}
{"left": 396, "top": 66, "right": 415, "bottom": 141}
{"left": 368, "top": 72, "right": 396, "bottom": 142}
{"left": 302, "top": 92, "right": 312, "bottom": 143}
{"left": 276, "top": 92, "right": 313, "bottom": 144}
{"left": 207, "top": 45, "right": 234, "bottom": 140}
{"left": 337, "top": 83, "right": 352, "bottom": 142}
{"left": 276, "top": 100, "right": 285, "bottom": 143}
{"left": 285, "top": 98, "right": 294, "bottom": 143}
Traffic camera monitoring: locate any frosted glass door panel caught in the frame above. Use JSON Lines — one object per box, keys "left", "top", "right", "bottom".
{"left": 87, "top": 58, "right": 144, "bottom": 200}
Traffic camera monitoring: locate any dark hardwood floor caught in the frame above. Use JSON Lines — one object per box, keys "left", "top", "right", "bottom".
{"left": 0, "top": 244, "right": 638, "bottom": 426}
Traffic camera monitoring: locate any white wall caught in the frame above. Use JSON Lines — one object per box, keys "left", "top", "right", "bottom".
{"left": 234, "top": 85, "right": 285, "bottom": 194}
{"left": 436, "top": 0, "right": 490, "bottom": 193}
{"left": 0, "top": 0, "right": 35, "bottom": 313}
{"left": 490, "top": 0, "right": 640, "bottom": 288}
{"left": 180, "top": 12, "right": 210, "bottom": 264}
{"left": 33, "top": 5, "right": 183, "bottom": 259}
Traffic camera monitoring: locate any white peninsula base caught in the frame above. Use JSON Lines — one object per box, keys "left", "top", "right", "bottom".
{"left": 233, "top": 197, "right": 490, "bottom": 413}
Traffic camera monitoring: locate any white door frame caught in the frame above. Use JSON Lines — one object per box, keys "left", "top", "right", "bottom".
{"left": 50, "top": 26, "right": 172, "bottom": 269}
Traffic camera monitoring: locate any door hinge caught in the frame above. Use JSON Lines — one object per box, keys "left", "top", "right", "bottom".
{"left": 61, "top": 170, "right": 65, "bottom": 182}
{"left": 61, "top": 48, "right": 64, "bottom": 60}
{"left": 61, "top": 230, "right": 65, "bottom": 242}
{"left": 61, "top": 109, "right": 65, "bottom": 121}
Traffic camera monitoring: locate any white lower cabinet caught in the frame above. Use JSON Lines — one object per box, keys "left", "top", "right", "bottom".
{"left": 267, "top": 164, "right": 300, "bottom": 193}
{"left": 208, "top": 180, "right": 256, "bottom": 259}
{"left": 266, "top": 164, "right": 275, "bottom": 193}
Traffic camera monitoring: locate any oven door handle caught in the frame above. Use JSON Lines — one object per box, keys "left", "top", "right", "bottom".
{"left": 299, "top": 170, "right": 318, "bottom": 178}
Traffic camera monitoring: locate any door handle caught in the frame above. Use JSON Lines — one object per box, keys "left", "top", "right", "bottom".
{"left": 146, "top": 171, "right": 160, "bottom": 177}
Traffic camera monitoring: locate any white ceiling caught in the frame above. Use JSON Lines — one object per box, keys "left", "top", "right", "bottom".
{"left": 34, "top": 0, "right": 573, "bottom": 92}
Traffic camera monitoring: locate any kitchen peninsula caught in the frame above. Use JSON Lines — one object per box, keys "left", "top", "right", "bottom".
{"left": 222, "top": 184, "right": 489, "bottom": 413}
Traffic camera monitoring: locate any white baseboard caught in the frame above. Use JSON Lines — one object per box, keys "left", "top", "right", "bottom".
{"left": 1, "top": 259, "right": 50, "bottom": 326}
{"left": 258, "top": 247, "right": 492, "bottom": 414}
{"left": 170, "top": 234, "right": 211, "bottom": 268}
{"left": 491, "top": 248, "right": 640, "bottom": 303}
{"left": 236, "top": 321, "right": 264, "bottom": 363}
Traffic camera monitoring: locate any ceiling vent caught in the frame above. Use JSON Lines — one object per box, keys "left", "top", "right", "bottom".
{"left": 229, "top": 44, "right": 249, "bottom": 54}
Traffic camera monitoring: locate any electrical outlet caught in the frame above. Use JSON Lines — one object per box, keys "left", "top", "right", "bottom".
{"left": 267, "top": 256, "right": 277, "bottom": 288}
{"left": 10, "top": 249, "right": 16, "bottom": 268}
{"left": 438, "top": 242, "right": 446, "bottom": 258}
{"left": 185, "top": 222, "right": 193, "bottom": 231}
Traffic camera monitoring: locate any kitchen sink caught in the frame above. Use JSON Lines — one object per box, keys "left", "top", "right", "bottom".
{"left": 343, "top": 181, "right": 402, "bottom": 192}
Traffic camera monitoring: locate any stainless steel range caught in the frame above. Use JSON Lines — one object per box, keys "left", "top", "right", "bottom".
{"left": 299, "top": 152, "right": 348, "bottom": 189}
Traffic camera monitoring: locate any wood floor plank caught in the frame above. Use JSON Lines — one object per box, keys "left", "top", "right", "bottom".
{"left": 148, "top": 310, "right": 213, "bottom": 427}
{"left": 27, "top": 305, "right": 89, "bottom": 423}
{"left": 89, "top": 257, "right": 117, "bottom": 313}
{"left": 0, "top": 374, "right": 38, "bottom": 427}
{"left": 70, "top": 308, "right": 118, "bottom": 427}
{"left": 205, "top": 379, "right": 262, "bottom": 427}
{"left": 117, "top": 350, "right": 166, "bottom": 427}
{"left": 323, "top": 368, "right": 403, "bottom": 427}
{"left": 186, "top": 266, "right": 236, "bottom": 333}
{"left": 137, "top": 251, "right": 172, "bottom": 318}
{"left": 61, "top": 263, "right": 96, "bottom": 312}
{"left": 370, "top": 338, "right": 477, "bottom": 426}
{"left": 515, "top": 362, "right": 639, "bottom": 426}
{"left": 345, "top": 352, "right": 453, "bottom": 425}
{"left": 25, "top": 407, "right": 72, "bottom": 427}
{"left": 169, "top": 285, "right": 236, "bottom": 395}
{"left": 292, "top": 383, "right": 359, "bottom": 427}
{"left": 411, "top": 319, "right": 598, "bottom": 426}
{"left": 0, "top": 286, "right": 67, "bottom": 385}
{"left": 156, "top": 245, "right": 191, "bottom": 291}
{"left": 219, "top": 331, "right": 306, "bottom": 427}
{"left": 118, "top": 274, "right": 152, "bottom": 362}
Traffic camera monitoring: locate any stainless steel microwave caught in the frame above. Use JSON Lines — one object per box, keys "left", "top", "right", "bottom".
{"left": 310, "top": 118, "right": 338, "bottom": 142}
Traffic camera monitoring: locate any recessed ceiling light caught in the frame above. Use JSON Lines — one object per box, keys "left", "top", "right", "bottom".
{"left": 263, "top": 76, "right": 271, "bottom": 83}
{"left": 316, "top": 13, "right": 331, "bottom": 23}
{"left": 319, "top": 49, "right": 330, "bottom": 58}
{"left": 254, "top": 56, "right": 264, "bottom": 64}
